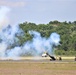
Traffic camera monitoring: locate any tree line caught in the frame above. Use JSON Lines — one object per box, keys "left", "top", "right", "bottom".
{"left": 19, "top": 20, "right": 76, "bottom": 56}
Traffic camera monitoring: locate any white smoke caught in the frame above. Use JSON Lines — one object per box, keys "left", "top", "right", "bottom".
{"left": 0, "top": 6, "right": 10, "bottom": 29}
{"left": 0, "top": 6, "right": 60, "bottom": 59}
{"left": 4, "top": 31, "right": 60, "bottom": 58}
{"left": 23, "top": 31, "right": 60, "bottom": 56}
{"left": 0, "top": 6, "right": 23, "bottom": 58}
{"left": 0, "top": 42, "right": 7, "bottom": 57}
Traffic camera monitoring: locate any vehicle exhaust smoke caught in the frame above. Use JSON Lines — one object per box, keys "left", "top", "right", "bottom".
{"left": 0, "top": 6, "right": 60, "bottom": 60}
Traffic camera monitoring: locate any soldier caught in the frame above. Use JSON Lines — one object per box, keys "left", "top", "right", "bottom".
{"left": 75, "top": 56, "right": 76, "bottom": 61}
{"left": 59, "top": 56, "right": 62, "bottom": 61}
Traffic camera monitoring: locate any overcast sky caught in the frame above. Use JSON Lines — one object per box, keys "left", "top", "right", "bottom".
{"left": 0, "top": 0, "right": 76, "bottom": 25}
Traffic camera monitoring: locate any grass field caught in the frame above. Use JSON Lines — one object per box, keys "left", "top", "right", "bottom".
{"left": 0, "top": 59, "right": 76, "bottom": 75}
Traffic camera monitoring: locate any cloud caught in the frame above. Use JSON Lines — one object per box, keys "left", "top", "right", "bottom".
{"left": 0, "top": 0, "right": 26, "bottom": 7}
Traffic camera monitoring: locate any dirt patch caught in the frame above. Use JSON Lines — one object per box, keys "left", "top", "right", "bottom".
{"left": 0, "top": 61, "right": 76, "bottom": 75}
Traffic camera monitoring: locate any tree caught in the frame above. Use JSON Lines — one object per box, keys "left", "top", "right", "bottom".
{"left": 19, "top": 20, "right": 76, "bottom": 55}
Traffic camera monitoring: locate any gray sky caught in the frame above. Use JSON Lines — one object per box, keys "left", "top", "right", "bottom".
{"left": 0, "top": 0, "right": 76, "bottom": 25}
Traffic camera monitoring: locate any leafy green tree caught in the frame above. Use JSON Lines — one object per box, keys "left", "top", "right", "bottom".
{"left": 19, "top": 20, "right": 76, "bottom": 56}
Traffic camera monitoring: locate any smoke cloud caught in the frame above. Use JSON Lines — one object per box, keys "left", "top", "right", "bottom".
{"left": 0, "top": 30, "right": 60, "bottom": 59}
{"left": 0, "top": 6, "right": 10, "bottom": 29}
{"left": 0, "top": 6, "right": 60, "bottom": 60}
